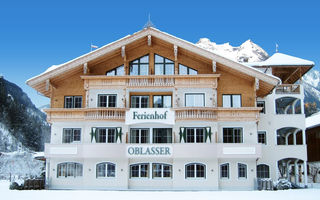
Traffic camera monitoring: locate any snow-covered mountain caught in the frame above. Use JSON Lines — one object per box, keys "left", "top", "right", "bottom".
{"left": 196, "top": 38, "right": 269, "bottom": 62}
{"left": 0, "top": 77, "right": 50, "bottom": 152}
{"left": 196, "top": 38, "right": 319, "bottom": 113}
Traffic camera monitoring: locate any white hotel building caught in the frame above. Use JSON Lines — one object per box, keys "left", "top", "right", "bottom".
{"left": 27, "top": 27, "right": 314, "bottom": 190}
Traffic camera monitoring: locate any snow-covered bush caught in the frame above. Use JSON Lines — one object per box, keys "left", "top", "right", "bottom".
{"left": 0, "top": 151, "right": 44, "bottom": 180}
{"left": 274, "top": 179, "right": 292, "bottom": 190}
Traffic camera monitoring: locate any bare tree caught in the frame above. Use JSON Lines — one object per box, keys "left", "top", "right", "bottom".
{"left": 309, "top": 162, "right": 320, "bottom": 183}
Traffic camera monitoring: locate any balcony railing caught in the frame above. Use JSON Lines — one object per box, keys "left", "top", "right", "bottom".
{"left": 45, "top": 107, "right": 260, "bottom": 122}
{"left": 174, "top": 107, "right": 260, "bottom": 121}
{"left": 275, "top": 84, "right": 301, "bottom": 94}
{"left": 82, "top": 74, "right": 219, "bottom": 89}
{"left": 44, "top": 108, "right": 126, "bottom": 122}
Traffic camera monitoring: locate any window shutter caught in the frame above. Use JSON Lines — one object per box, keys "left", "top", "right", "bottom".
{"left": 116, "top": 127, "right": 122, "bottom": 143}
{"left": 90, "top": 128, "right": 96, "bottom": 142}
{"left": 205, "top": 127, "right": 212, "bottom": 142}
{"left": 179, "top": 127, "right": 185, "bottom": 143}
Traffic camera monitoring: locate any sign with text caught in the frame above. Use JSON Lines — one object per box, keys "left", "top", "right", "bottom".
{"left": 125, "top": 108, "right": 175, "bottom": 125}
{"left": 126, "top": 145, "right": 173, "bottom": 157}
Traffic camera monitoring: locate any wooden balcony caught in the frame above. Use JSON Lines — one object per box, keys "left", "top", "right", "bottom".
{"left": 45, "top": 107, "right": 260, "bottom": 123}
{"left": 44, "top": 108, "right": 126, "bottom": 123}
{"left": 275, "top": 84, "right": 301, "bottom": 94}
{"left": 174, "top": 107, "right": 261, "bottom": 121}
{"left": 81, "top": 74, "right": 220, "bottom": 89}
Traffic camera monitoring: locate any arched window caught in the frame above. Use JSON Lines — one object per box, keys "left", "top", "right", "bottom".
{"left": 275, "top": 97, "right": 301, "bottom": 114}
{"left": 96, "top": 162, "right": 116, "bottom": 178}
{"left": 129, "top": 55, "right": 149, "bottom": 75}
{"left": 220, "top": 163, "right": 229, "bottom": 179}
{"left": 185, "top": 163, "right": 206, "bottom": 179}
{"left": 238, "top": 163, "right": 247, "bottom": 179}
{"left": 257, "top": 164, "right": 270, "bottom": 178}
{"left": 154, "top": 54, "right": 174, "bottom": 75}
{"left": 57, "top": 162, "right": 83, "bottom": 178}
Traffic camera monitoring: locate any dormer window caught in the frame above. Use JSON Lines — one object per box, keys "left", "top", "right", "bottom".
{"left": 154, "top": 54, "right": 174, "bottom": 75}
{"left": 179, "top": 64, "right": 197, "bottom": 75}
{"left": 129, "top": 55, "right": 149, "bottom": 75}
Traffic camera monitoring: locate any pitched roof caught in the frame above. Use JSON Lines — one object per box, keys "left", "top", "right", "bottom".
{"left": 247, "top": 53, "right": 315, "bottom": 67}
{"left": 26, "top": 27, "right": 280, "bottom": 91}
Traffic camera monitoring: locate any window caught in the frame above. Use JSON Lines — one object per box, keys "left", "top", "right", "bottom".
{"left": 154, "top": 54, "right": 174, "bottom": 75}
{"left": 130, "top": 129, "right": 149, "bottom": 143}
{"left": 131, "top": 96, "right": 149, "bottom": 108}
{"left": 96, "top": 128, "right": 116, "bottom": 143}
{"left": 62, "top": 128, "right": 81, "bottom": 143}
{"left": 257, "top": 101, "right": 265, "bottom": 114}
{"left": 130, "top": 163, "right": 149, "bottom": 178}
{"left": 185, "top": 93, "right": 205, "bottom": 107}
{"left": 129, "top": 55, "right": 149, "bottom": 75}
{"left": 257, "top": 164, "right": 270, "bottom": 178}
{"left": 106, "top": 65, "right": 124, "bottom": 76}
{"left": 96, "top": 162, "right": 116, "bottom": 178}
{"left": 179, "top": 64, "right": 197, "bottom": 75}
{"left": 57, "top": 162, "right": 82, "bottom": 178}
{"left": 223, "top": 128, "right": 243, "bottom": 143}
{"left": 64, "top": 96, "right": 82, "bottom": 108}
{"left": 222, "top": 94, "right": 241, "bottom": 108}
{"left": 258, "top": 131, "right": 267, "bottom": 144}
{"left": 238, "top": 163, "right": 247, "bottom": 179}
{"left": 185, "top": 128, "right": 205, "bottom": 143}
{"left": 153, "top": 95, "right": 172, "bottom": 108}
{"left": 153, "top": 128, "right": 172, "bottom": 143}
{"left": 98, "top": 94, "right": 116, "bottom": 107}
{"left": 185, "top": 163, "right": 206, "bottom": 179}
{"left": 152, "top": 163, "right": 172, "bottom": 178}
{"left": 220, "top": 163, "right": 229, "bottom": 179}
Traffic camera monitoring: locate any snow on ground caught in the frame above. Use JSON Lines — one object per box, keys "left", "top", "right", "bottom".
{"left": 1, "top": 180, "right": 319, "bottom": 200}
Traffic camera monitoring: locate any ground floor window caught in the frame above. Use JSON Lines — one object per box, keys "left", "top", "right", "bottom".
{"left": 57, "top": 162, "right": 83, "bottom": 178}
{"left": 96, "top": 162, "right": 116, "bottom": 178}
{"left": 257, "top": 164, "right": 270, "bottom": 178}
{"left": 152, "top": 163, "right": 172, "bottom": 178}
{"left": 185, "top": 163, "right": 206, "bottom": 179}
{"left": 220, "top": 163, "right": 229, "bottom": 179}
{"left": 238, "top": 163, "right": 247, "bottom": 179}
{"left": 130, "top": 163, "right": 149, "bottom": 178}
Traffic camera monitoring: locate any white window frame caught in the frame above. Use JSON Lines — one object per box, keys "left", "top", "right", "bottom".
{"left": 185, "top": 93, "right": 205, "bottom": 107}
{"left": 222, "top": 127, "right": 243, "bottom": 143}
{"left": 220, "top": 163, "right": 230, "bottom": 179}
{"left": 131, "top": 95, "right": 149, "bottom": 108}
{"left": 64, "top": 96, "right": 82, "bottom": 108}
{"left": 257, "top": 130, "right": 267, "bottom": 145}
{"left": 97, "top": 94, "right": 117, "bottom": 107}
{"left": 257, "top": 101, "right": 266, "bottom": 114}
{"left": 237, "top": 163, "right": 247, "bottom": 179}
{"left": 257, "top": 164, "right": 270, "bottom": 178}
{"left": 95, "top": 128, "right": 117, "bottom": 143}
{"left": 129, "top": 163, "right": 149, "bottom": 179}
{"left": 185, "top": 127, "right": 206, "bottom": 143}
{"left": 57, "top": 162, "right": 83, "bottom": 178}
{"left": 96, "top": 162, "right": 116, "bottom": 178}
{"left": 62, "top": 128, "right": 81, "bottom": 144}
{"left": 152, "top": 163, "right": 173, "bottom": 179}
{"left": 106, "top": 65, "right": 124, "bottom": 76}
{"left": 222, "top": 94, "right": 241, "bottom": 108}
{"left": 185, "top": 163, "right": 206, "bottom": 179}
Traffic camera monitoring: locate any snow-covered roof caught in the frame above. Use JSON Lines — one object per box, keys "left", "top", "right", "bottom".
{"left": 306, "top": 112, "right": 320, "bottom": 129}
{"left": 247, "top": 53, "right": 315, "bottom": 67}
{"left": 26, "top": 27, "right": 280, "bottom": 89}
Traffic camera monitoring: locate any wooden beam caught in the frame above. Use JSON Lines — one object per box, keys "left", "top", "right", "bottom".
{"left": 83, "top": 63, "right": 88, "bottom": 74}
{"left": 283, "top": 67, "right": 300, "bottom": 83}
{"left": 147, "top": 35, "right": 151, "bottom": 46}
{"left": 174, "top": 45, "right": 178, "bottom": 61}
{"left": 121, "top": 46, "right": 126, "bottom": 61}
{"left": 212, "top": 61, "right": 216, "bottom": 72}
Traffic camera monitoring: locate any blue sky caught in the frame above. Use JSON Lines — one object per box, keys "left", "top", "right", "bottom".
{"left": 0, "top": 0, "right": 319, "bottom": 107}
